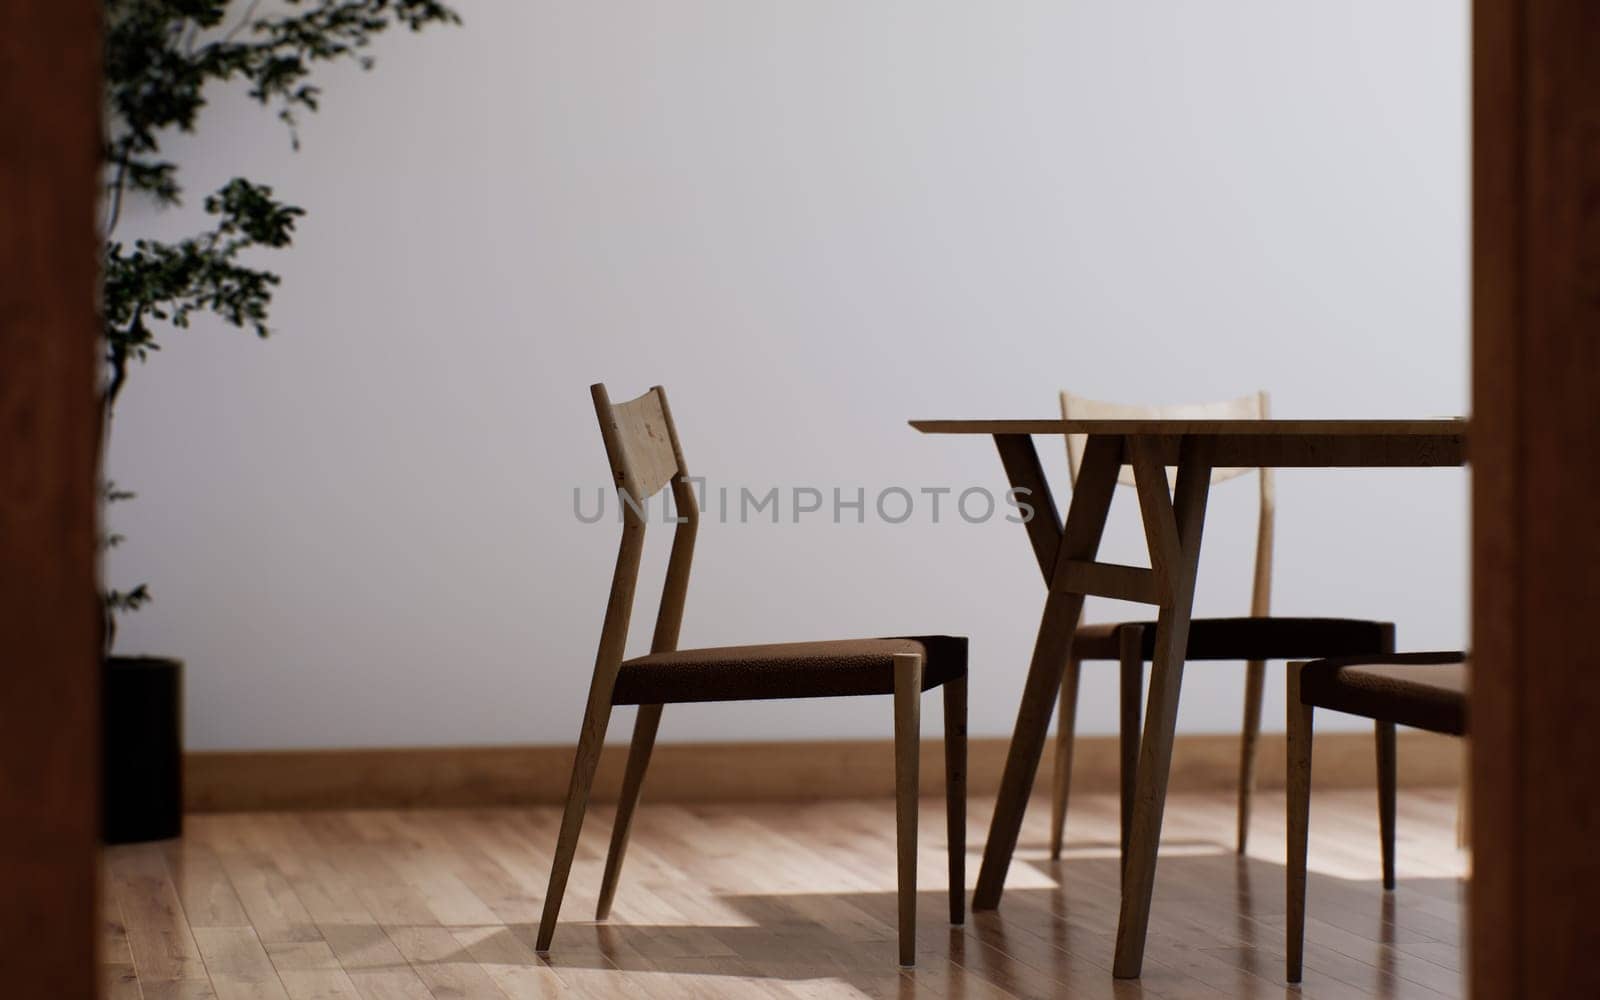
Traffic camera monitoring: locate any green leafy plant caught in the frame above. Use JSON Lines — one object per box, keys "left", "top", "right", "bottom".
{"left": 101, "top": 0, "right": 459, "bottom": 650}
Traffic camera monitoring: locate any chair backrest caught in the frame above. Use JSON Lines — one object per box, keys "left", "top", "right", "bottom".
{"left": 594, "top": 383, "right": 690, "bottom": 509}
{"left": 585, "top": 384, "right": 700, "bottom": 702}
{"left": 1060, "top": 390, "right": 1267, "bottom": 486}
{"left": 1060, "top": 390, "right": 1276, "bottom": 616}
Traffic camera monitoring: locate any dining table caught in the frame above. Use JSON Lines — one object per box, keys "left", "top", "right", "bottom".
{"left": 910, "top": 417, "right": 1468, "bottom": 978}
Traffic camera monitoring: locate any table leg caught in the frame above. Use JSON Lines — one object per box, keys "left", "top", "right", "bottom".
{"left": 973, "top": 588, "right": 1088, "bottom": 911}
{"left": 992, "top": 433, "right": 1064, "bottom": 586}
{"left": 973, "top": 434, "right": 1122, "bottom": 911}
{"left": 1113, "top": 438, "right": 1212, "bottom": 977}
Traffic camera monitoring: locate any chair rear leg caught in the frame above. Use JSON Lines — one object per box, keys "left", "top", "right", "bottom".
{"left": 1237, "top": 658, "right": 1267, "bottom": 855}
{"left": 536, "top": 703, "right": 613, "bottom": 953}
{"left": 893, "top": 652, "right": 923, "bottom": 967}
{"left": 1049, "top": 657, "right": 1081, "bottom": 860}
{"left": 1376, "top": 720, "right": 1397, "bottom": 891}
{"left": 1119, "top": 627, "right": 1144, "bottom": 872}
{"left": 943, "top": 673, "right": 967, "bottom": 926}
{"left": 596, "top": 704, "right": 663, "bottom": 920}
{"left": 1286, "top": 663, "right": 1314, "bottom": 983}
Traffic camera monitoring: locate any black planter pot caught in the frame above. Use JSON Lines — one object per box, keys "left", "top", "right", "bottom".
{"left": 102, "top": 656, "right": 183, "bottom": 844}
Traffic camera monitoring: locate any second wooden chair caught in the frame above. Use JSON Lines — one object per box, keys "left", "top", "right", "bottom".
{"left": 535, "top": 384, "right": 968, "bottom": 968}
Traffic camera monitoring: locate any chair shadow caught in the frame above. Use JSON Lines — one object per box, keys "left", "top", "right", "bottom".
{"left": 499, "top": 847, "right": 1463, "bottom": 999}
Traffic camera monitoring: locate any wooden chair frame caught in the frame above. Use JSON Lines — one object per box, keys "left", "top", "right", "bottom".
{"left": 1285, "top": 652, "right": 1467, "bottom": 983}
{"left": 535, "top": 384, "right": 965, "bottom": 968}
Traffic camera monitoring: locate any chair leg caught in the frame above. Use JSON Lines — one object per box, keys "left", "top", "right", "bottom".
{"left": 596, "top": 703, "right": 662, "bottom": 920}
{"left": 893, "top": 652, "right": 923, "bottom": 968}
{"left": 943, "top": 673, "right": 967, "bottom": 926}
{"left": 1118, "top": 627, "right": 1144, "bottom": 872}
{"left": 1049, "top": 657, "right": 1081, "bottom": 860}
{"left": 536, "top": 703, "right": 613, "bottom": 953}
{"left": 1286, "top": 663, "right": 1314, "bottom": 984}
{"left": 1376, "top": 720, "right": 1397, "bottom": 891}
{"left": 1237, "top": 658, "right": 1267, "bottom": 855}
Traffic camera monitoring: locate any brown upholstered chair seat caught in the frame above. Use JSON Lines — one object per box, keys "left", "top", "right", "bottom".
{"left": 1073, "top": 617, "right": 1395, "bottom": 662}
{"left": 1298, "top": 651, "right": 1468, "bottom": 735}
{"left": 613, "top": 635, "right": 967, "bottom": 705}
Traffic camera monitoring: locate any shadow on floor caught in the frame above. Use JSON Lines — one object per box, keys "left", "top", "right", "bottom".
{"left": 513, "top": 846, "right": 1463, "bottom": 999}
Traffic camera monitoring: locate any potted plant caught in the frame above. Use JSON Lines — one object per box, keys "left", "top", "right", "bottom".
{"left": 99, "top": 0, "right": 458, "bottom": 842}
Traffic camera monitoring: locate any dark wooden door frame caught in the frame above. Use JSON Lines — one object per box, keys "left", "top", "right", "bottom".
{"left": 0, "top": 0, "right": 103, "bottom": 995}
{"left": 1472, "top": 1, "right": 1600, "bottom": 997}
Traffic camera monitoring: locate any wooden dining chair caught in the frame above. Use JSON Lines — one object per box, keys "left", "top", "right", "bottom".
{"left": 1049, "top": 391, "right": 1397, "bottom": 863}
{"left": 1286, "top": 651, "right": 1467, "bottom": 982}
{"left": 535, "top": 383, "right": 968, "bottom": 968}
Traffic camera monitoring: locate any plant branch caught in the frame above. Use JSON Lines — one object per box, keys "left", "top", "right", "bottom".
{"left": 105, "top": 155, "right": 130, "bottom": 238}
{"left": 221, "top": 0, "right": 264, "bottom": 44}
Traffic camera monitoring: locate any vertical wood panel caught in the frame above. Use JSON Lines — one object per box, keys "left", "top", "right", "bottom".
{"left": 0, "top": 0, "right": 103, "bottom": 995}
{"left": 1472, "top": 1, "right": 1600, "bottom": 997}
{"left": 1470, "top": 1, "right": 1522, "bottom": 994}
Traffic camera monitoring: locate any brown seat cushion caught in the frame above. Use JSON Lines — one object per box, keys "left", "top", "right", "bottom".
{"left": 1298, "top": 651, "right": 1468, "bottom": 735}
{"left": 1072, "top": 617, "right": 1395, "bottom": 662}
{"left": 611, "top": 634, "right": 967, "bottom": 706}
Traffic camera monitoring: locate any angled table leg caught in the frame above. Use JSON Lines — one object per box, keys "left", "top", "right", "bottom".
{"left": 1113, "top": 437, "right": 1212, "bottom": 977}
{"left": 973, "top": 434, "right": 1121, "bottom": 911}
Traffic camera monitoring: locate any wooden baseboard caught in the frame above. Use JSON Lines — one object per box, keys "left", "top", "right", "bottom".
{"left": 185, "top": 729, "right": 1460, "bottom": 812}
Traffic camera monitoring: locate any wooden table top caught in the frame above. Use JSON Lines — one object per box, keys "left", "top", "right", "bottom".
{"left": 910, "top": 418, "right": 1468, "bottom": 467}
{"left": 910, "top": 418, "right": 1466, "bottom": 436}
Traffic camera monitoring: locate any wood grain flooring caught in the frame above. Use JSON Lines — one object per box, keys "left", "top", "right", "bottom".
{"left": 103, "top": 789, "right": 1466, "bottom": 999}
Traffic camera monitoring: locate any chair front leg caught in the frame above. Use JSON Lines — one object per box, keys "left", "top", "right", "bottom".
{"left": 1237, "top": 658, "right": 1267, "bottom": 855}
{"left": 893, "top": 652, "right": 924, "bottom": 967}
{"left": 596, "top": 703, "right": 663, "bottom": 919}
{"left": 1119, "top": 626, "right": 1144, "bottom": 871}
{"left": 1376, "top": 720, "right": 1397, "bottom": 890}
{"left": 1049, "top": 657, "right": 1081, "bottom": 860}
{"left": 536, "top": 701, "right": 614, "bottom": 953}
{"left": 944, "top": 672, "right": 968, "bottom": 926}
{"left": 1286, "top": 662, "right": 1315, "bottom": 983}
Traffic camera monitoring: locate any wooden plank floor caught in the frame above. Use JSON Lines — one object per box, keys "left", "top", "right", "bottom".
{"left": 103, "top": 788, "right": 1466, "bottom": 999}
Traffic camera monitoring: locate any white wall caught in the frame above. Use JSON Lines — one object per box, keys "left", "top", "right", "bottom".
{"left": 108, "top": 1, "right": 1469, "bottom": 751}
